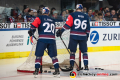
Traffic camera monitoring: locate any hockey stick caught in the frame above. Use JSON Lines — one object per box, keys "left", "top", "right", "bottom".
{"left": 60, "top": 36, "right": 80, "bottom": 70}
{"left": 50, "top": 66, "right": 73, "bottom": 72}
{"left": 32, "top": 35, "right": 37, "bottom": 40}
{"left": 78, "top": 50, "right": 83, "bottom": 70}
{"left": 32, "top": 35, "right": 72, "bottom": 72}
{"left": 32, "top": 35, "right": 43, "bottom": 73}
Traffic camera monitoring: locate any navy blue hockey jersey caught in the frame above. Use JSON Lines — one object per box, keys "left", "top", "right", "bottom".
{"left": 31, "top": 15, "right": 56, "bottom": 44}
{"left": 62, "top": 12, "right": 90, "bottom": 40}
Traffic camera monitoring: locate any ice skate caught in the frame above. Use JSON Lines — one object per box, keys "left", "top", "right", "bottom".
{"left": 84, "top": 65, "right": 89, "bottom": 70}
{"left": 33, "top": 68, "right": 39, "bottom": 78}
{"left": 53, "top": 68, "right": 60, "bottom": 78}
{"left": 68, "top": 65, "right": 73, "bottom": 71}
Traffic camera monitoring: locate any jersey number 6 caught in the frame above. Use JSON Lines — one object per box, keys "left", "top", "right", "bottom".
{"left": 43, "top": 22, "right": 55, "bottom": 34}
{"left": 74, "top": 19, "right": 87, "bottom": 30}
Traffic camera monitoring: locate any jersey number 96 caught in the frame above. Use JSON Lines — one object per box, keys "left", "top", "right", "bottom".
{"left": 74, "top": 19, "right": 87, "bottom": 30}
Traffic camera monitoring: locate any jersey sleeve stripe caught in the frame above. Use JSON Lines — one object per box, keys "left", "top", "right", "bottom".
{"left": 63, "top": 24, "right": 71, "bottom": 30}
{"left": 31, "top": 24, "right": 37, "bottom": 29}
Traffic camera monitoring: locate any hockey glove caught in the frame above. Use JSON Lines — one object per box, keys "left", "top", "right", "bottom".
{"left": 56, "top": 29, "right": 63, "bottom": 37}
{"left": 28, "top": 29, "right": 33, "bottom": 37}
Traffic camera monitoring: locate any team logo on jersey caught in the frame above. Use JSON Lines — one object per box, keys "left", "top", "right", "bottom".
{"left": 27, "top": 36, "right": 33, "bottom": 45}
{"left": 70, "top": 71, "right": 76, "bottom": 78}
{"left": 90, "top": 31, "right": 99, "bottom": 44}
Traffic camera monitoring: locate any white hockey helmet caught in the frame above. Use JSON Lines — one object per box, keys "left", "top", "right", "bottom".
{"left": 76, "top": 4, "right": 83, "bottom": 9}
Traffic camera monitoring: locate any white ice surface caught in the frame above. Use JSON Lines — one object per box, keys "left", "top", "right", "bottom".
{"left": 0, "top": 51, "right": 120, "bottom": 80}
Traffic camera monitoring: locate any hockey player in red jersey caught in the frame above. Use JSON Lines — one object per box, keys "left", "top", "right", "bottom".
{"left": 28, "top": 7, "right": 60, "bottom": 77}
{"left": 56, "top": 4, "right": 90, "bottom": 70}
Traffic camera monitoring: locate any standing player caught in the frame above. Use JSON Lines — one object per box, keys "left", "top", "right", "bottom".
{"left": 28, "top": 7, "right": 60, "bottom": 77}
{"left": 56, "top": 4, "right": 90, "bottom": 70}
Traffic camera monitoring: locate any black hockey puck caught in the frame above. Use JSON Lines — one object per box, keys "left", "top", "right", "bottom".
{"left": 98, "top": 68, "right": 101, "bottom": 70}
{"left": 48, "top": 71, "right": 51, "bottom": 73}
{"left": 95, "top": 68, "right": 98, "bottom": 70}
{"left": 101, "top": 69, "right": 104, "bottom": 70}
{"left": 44, "top": 70, "right": 47, "bottom": 73}
{"left": 50, "top": 66, "right": 54, "bottom": 69}
{"left": 76, "top": 68, "right": 80, "bottom": 71}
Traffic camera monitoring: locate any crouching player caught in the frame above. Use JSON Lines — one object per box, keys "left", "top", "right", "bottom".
{"left": 28, "top": 7, "right": 60, "bottom": 77}
{"left": 56, "top": 4, "right": 90, "bottom": 70}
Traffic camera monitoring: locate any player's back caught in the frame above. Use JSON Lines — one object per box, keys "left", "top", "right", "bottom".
{"left": 70, "top": 12, "right": 90, "bottom": 40}
{"left": 37, "top": 15, "right": 56, "bottom": 44}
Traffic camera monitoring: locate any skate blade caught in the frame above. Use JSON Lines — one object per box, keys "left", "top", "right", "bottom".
{"left": 83, "top": 70, "right": 89, "bottom": 73}
{"left": 34, "top": 75, "right": 37, "bottom": 78}
{"left": 53, "top": 74, "right": 60, "bottom": 78}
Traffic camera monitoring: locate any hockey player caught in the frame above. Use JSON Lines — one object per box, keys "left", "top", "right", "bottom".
{"left": 56, "top": 4, "right": 90, "bottom": 70}
{"left": 28, "top": 7, "right": 60, "bottom": 77}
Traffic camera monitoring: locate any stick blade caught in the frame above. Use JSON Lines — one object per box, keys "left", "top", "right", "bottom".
{"left": 60, "top": 68, "right": 72, "bottom": 72}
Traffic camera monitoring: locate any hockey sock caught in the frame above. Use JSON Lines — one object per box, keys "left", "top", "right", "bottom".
{"left": 70, "top": 52, "right": 75, "bottom": 66}
{"left": 35, "top": 57, "right": 41, "bottom": 68}
{"left": 52, "top": 57, "right": 59, "bottom": 69}
{"left": 83, "top": 52, "right": 88, "bottom": 66}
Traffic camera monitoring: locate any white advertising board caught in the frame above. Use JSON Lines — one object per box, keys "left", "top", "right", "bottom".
{"left": 88, "top": 27, "right": 120, "bottom": 47}
{"left": 0, "top": 30, "right": 32, "bottom": 53}
{"left": 0, "top": 21, "right": 120, "bottom": 58}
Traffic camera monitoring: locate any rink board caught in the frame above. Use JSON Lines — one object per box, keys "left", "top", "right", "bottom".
{"left": 1, "top": 21, "right": 120, "bottom": 59}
